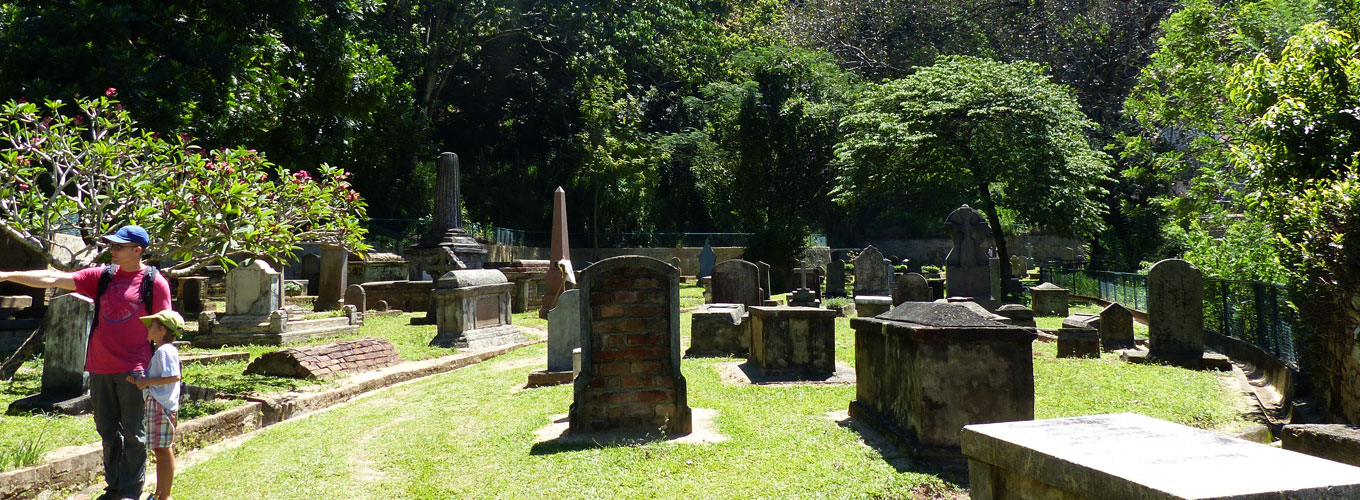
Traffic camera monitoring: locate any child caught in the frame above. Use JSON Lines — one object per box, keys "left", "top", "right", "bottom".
{"left": 128, "top": 310, "right": 183, "bottom": 500}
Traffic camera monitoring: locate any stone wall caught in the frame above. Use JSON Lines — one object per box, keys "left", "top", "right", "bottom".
{"left": 834, "top": 234, "right": 1086, "bottom": 269}
{"left": 358, "top": 280, "right": 433, "bottom": 312}
{"left": 486, "top": 244, "right": 831, "bottom": 277}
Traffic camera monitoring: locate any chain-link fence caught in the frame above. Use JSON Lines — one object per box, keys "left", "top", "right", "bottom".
{"left": 1041, "top": 265, "right": 1302, "bottom": 368}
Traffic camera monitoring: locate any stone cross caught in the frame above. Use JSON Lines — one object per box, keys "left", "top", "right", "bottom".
{"left": 944, "top": 205, "right": 992, "bottom": 299}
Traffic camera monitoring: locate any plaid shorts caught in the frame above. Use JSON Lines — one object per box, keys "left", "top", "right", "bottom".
{"left": 143, "top": 394, "right": 177, "bottom": 449}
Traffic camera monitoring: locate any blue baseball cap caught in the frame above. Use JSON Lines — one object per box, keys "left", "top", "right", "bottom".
{"left": 101, "top": 225, "right": 150, "bottom": 247}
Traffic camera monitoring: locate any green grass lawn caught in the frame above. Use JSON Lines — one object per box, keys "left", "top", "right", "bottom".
{"left": 3, "top": 299, "right": 1246, "bottom": 490}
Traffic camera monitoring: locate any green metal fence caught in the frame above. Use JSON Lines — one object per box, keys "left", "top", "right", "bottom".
{"left": 1040, "top": 266, "right": 1300, "bottom": 368}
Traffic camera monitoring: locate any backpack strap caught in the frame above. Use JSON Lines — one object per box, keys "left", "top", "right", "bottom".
{"left": 140, "top": 266, "right": 159, "bottom": 314}
{"left": 90, "top": 264, "right": 117, "bottom": 331}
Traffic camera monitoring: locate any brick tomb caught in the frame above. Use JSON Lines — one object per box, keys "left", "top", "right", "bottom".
{"left": 245, "top": 338, "right": 401, "bottom": 378}
{"left": 570, "top": 256, "right": 691, "bottom": 435}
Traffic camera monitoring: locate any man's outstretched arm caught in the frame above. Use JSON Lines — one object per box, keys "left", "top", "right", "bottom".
{"left": 0, "top": 270, "right": 77, "bottom": 291}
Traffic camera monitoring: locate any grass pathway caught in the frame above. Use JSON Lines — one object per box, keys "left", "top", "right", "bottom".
{"left": 165, "top": 342, "right": 963, "bottom": 500}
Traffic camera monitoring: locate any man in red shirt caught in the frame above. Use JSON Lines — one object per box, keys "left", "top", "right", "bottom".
{"left": 0, "top": 225, "right": 172, "bottom": 500}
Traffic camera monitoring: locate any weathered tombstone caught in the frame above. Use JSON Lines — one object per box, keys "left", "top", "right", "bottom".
{"left": 375, "top": 299, "right": 390, "bottom": 312}
{"left": 1147, "top": 258, "right": 1204, "bottom": 363}
{"left": 887, "top": 255, "right": 901, "bottom": 268}
{"left": 1029, "top": 282, "right": 1069, "bottom": 317}
{"left": 995, "top": 304, "right": 1037, "bottom": 327}
{"left": 855, "top": 296, "right": 893, "bottom": 318}
{"left": 1010, "top": 255, "right": 1024, "bottom": 275}
{"left": 344, "top": 284, "right": 366, "bottom": 313}
{"left": 891, "top": 273, "right": 931, "bottom": 305}
{"left": 687, "top": 303, "right": 748, "bottom": 357}
{"left": 963, "top": 413, "right": 1360, "bottom": 499}
{"left": 8, "top": 293, "right": 95, "bottom": 414}
{"left": 826, "top": 258, "right": 847, "bottom": 298}
{"left": 570, "top": 256, "right": 691, "bottom": 435}
{"left": 749, "top": 306, "right": 837, "bottom": 378}
{"left": 698, "top": 242, "right": 717, "bottom": 279}
{"left": 788, "top": 261, "right": 821, "bottom": 307}
{"left": 301, "top": 253, "right": 321, "bottom": 295}
{"left": 177, "top": 277, "right": 207, "bottom": 315}
{"left": 989, "top": 256, "right": 1002, "bottom": 301}
{"left": 1099, "top": 302, "right": 1135, "bottom": 351}
{"left": 314, "top": 245, "right": 348, "bottom": 311}
{"left": 670, "top": 257, "right": 682, "bottom": 275}
{"left": 711, "top": 259, "right": 762, "bottom": 307}
{"left": 1057, "top": 327, "right": 1100, "bottom": 358}
{"left": 540, "top": 187, "right": 573, "bottom": 318}
{"left": 851, "top": 302, "right": 1035, "bottom": 458}
{"left": 852, "top": 245, "right": 892, "bottom": 296}
{"left": 944, "top": 205, "right": 992, "bottom": 299}
{"left": 227, "top": 260, "right": 282, "bottom": 316}
{"left": 430, "top": 269, "right": 525, "bottom": 349}
{"left": 528, "top": 289, "right": 581, "bottom": 387}
{"left": 755, "top": 261, "right": 772, "bottom": 301}
{"left": 407, "top": 152, "right": 488, "bottom": 280}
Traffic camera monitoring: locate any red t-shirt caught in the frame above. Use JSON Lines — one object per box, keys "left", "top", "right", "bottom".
{"left": 72, "top": 266, "right": 173, "bottom": 374}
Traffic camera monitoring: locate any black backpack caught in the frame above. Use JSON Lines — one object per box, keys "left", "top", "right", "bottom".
{"left": 91, "top": 264, "right": 159, "bottom": 330}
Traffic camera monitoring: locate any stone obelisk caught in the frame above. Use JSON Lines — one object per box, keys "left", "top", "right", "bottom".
{"left": 540, "top": 187, "right": 572, "bottom": 318}
{"left": 408, "top": 152, "right": 487, "bottom": 279}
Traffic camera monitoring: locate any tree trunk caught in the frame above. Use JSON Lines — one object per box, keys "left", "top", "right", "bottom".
{"left": 976, "top": 182, "right": 1012, "bottom": 282}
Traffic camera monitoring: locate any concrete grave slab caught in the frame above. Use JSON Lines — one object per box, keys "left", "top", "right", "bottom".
{"left": 963, "top": 413, "right": 1360, "bottom": 500}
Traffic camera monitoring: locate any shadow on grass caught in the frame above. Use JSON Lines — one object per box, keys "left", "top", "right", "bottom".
{"left": 830, "top": 411, "right": 970, "bottom": 486}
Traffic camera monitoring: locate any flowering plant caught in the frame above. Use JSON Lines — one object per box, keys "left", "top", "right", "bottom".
{"left": 0, "top": 91, "right": 369, "bottom": 275}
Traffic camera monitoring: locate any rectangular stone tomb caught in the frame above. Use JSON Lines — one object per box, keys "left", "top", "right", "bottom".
{"left": 850, "top": 302, "right": 1035, "bottom": 458}
{"left": 570, "top": 256, "right": 691, "bottom": 435}
{"left": 193, "top": 307, "right": 362, "bottom": 348}
{"left": 854, "top": 296, "right": 893, "bottom": 318}
{"left": 749, "top": 306, "right": 837, "bottom": 378}
{"left": 244, "top": 338, "right": 401, "bottom": 379}
{"left": 1057, "top": 327, "right": 1099, "bottom": 358}
{"left": 431, "top": 269, "right": 525, "bottom": 349}
{"left": 963, "top": 413, "right": 1360, "bottom": 499}
{"left": 686, "top": 303, "right": 749, "bottom": 357}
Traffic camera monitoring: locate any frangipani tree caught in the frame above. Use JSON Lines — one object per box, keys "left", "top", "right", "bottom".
{"left": 0, "top": 92, "right": 370, "bottom": 277}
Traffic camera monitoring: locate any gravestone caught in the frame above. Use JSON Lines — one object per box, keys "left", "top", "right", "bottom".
{"left": 855, "top": 296, "right": 893, "bottom": 318}
{"left": 8, "top": 293, "right": 95, "bottom": 414}
{"left": 1010, "top": 255, "right": 1024, "bottom": 275}
{"left": 178, "top": 277, "right": 207, "bottom": 315}
{"left": 570, "top": 256, "right": 690, "bottom": 435}
{"left": 851, "top": 302, "right": 1035, "bottom": 458}
{"left": 687, "top": 303, "right": 748, "bottom": 357}
{"left": 301, "top": 253, "right": 321, "bottom": 294}
{"left": 344, "top": 284, "right": 366, "bottom": 313}
{"left": 944, "top": 205, "right": 992, "bottom": 299}
{"left": 788, "top": 262, "right": 821, "bottom": 307}
{"left": 711, "top": 259, "right": 762, "bottom": 307}
{"left": 541, "top": 187, "right": 572, "bottom": 318}
{"left": 755, "top": 261, "right": 772, "bottom": 300}
{"left": 1057, "top": 327, "right": 1100, "bottom": 358}
{"left": 407, "top": 152, "right": 487, "bottom": 280}
{"left": 852, "top": 245, "right": 892, "bottom": 296}
{"left": 963, "top": 413, "right": 1360, "bottom": 499}
{"left": 670, "top": 257, "right": 682, "bottom": 275}
{"left": 314, "top": 245, "right": 348, "bottom": 311}
{"left": 995, "top": 304, "right": 1037, "bottom": 327}
{"left": 1147, "top": 259, "right": 1203, "bottom": 362}
{"left": 431, "top": 269, "right": 525, "bottom": 349}
{"left": 892, "top": 273, "right": 931, "bottom": 305}
{"left": 1100, "top": 302, "right": 1135, "bottom": 351}
{"left": 826, "top": 258, "right": 847, "bottom": 298}
{"left": 1030, "top": 282, "right": 1069, "bottom": 317}
{"left": 528, "top": 288, "right": 581, "bottom": 387}
{"left": 227, "top": 260, "right": 281, "bottom": 316}
{"left": 698, "top": 242, "right": 717, "bottom": 279}
{"left": 989, "top": 257, "right": 1002, "bottom": 302}
{"left": 749, "top": 306, "right": 837, "bottom": 378}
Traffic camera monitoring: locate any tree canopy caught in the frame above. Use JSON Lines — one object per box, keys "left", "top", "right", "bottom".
{"left": 836, "top": 56, "right": 1111, "bottom": 277}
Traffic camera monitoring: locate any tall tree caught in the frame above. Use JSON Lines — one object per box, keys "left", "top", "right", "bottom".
{"left": 836, "top": 56, "right": 1111, "bottom": 281}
